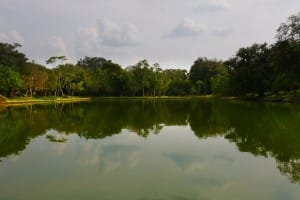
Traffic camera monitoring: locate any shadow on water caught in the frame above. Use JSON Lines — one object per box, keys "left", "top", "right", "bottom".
{"left": 0, "top": 99, "right": 300, "bottom": 183}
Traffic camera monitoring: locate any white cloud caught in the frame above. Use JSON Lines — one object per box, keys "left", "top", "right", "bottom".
{"left": 194, "top": 0, "right": 232, "bottom": 12}
{"left": 212, "top": 27, "right": 233, "bottom": 37}
{"left": 97, "top": 18, "right": 139, "bottom": 47}
{"left": 75, "top": 19, "right": 140, "bottom": 57}
{"left": 0, "top": 30, "right": 25, "bottom": 45}
{"left": 75, "top": 27, "right": 100, "bottom": 56}
{"left": 74, "top": 18, "right": 140, "bottom": 60}
{"left": 42, "top": 36, "right": 69, "bottom": 59}
{"left": 1, "top": 0, "right": 300, "bottom": 68}
{"left": 165, "top": 18, "right": 206, "bottom": 38}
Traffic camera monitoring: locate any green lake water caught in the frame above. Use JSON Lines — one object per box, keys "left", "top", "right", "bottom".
{"left": 0, "top": 99, "right": 300, "bottom": 200}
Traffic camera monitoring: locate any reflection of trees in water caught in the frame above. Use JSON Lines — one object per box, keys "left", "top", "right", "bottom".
{"left": 221, "top": 103, "right": 300, "bottom": 184}
{"left": 0, "top": 100, "right": 300, "bottom": 183}
{"left": 278, "top": 159, "right": 300, "bottom": 183}
{"left": 0, "top": 101, "right": 191, "bottom": 158}
{"left": 0, "top": 105, "right": 50, "bottom": 158}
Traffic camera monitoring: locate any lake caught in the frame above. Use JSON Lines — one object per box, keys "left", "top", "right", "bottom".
{"left": 0, "top": 99, "right": 300, "bottom": 200}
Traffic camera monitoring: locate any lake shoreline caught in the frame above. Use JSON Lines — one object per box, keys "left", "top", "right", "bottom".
{"left": 0, "top": 97, "right": 91, "bottom": 106}
{"left": 1, "top": 93, "right": 299, "bottom": 107}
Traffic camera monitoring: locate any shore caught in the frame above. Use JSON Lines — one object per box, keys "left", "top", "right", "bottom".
{"left": 0, "top": 92, "right": 299, "bottom": 107}
{"left": 91, "top": 95, "right": 215, "bottom": 101}
{"left": 234, "top": 92, "right": 300, "bottom": 103}
{"left": 0, "top": 96, "right": 91, "bottom": 106}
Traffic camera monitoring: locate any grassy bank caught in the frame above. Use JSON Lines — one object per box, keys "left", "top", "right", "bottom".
{"left": 221, "top": 91, "right": 300, "bottom": 103}
{"left": 0, "top": 96, "right": 91, "bottom": 106}
{"left": 91, "top": 95, "right": 215, "bottom": 101}
{"left": 1, "top": 92, "right": 299, "bottom": 107}
{"left": 0, "top": 95, "right": 216, "bottom": 107}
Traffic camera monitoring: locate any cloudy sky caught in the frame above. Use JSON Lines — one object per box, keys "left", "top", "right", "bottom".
{"left": 0, "top": 0, "right": 299, "bottom": 69}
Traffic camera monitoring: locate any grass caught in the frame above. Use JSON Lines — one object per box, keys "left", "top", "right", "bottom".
{"left": 0, "top": 96, "right": 91, "bottom": 106}
{"left": 263, "top": 91, "right": 300, "bottom": 103}
{"left": 91, "top": 95, "right": 215, "bottom": 101}
{"left": 223, "top": 90, "right": 300, "bottom": 103}
{"left": 90, "top": 95, "right": 216, "bottom": 103}
{"left": 1, "top": 92, "right": 299, "bottom": 106}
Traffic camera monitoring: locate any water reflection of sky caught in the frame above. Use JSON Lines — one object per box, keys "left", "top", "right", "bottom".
{"left": 1, "top": 126, "right": 299, "bottom": 200}
{"left": 1, "top": 101, "right": 300, "bottom": 200}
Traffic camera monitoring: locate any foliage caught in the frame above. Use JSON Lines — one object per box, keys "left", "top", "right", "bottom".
{"left": 0, "top": 65, "right": 22, "bottom": 97}
{"left": 189, "top": 58, "right": 223, "bottom": 95}
{"left": 46, "top": 56, "right": 67, "bottom": 65}
{"left": 0, "top": 12, "right": 299, "bottom": 98}
{"left": 0, "top": 43, "right": 27, "bottom": 70}
{"left": 225, "top": 43, "right": 271, "bottom": 96}
{"left": 276, "top": 12, "right": 300, "bottom": 42}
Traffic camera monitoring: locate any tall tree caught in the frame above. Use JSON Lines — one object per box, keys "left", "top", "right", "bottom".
{"left": 0, "top": 65, "right": 22, "bottom": 97}
{"left": 189, "top": 57, "right": 221, "bottom": 94}
{"left": 226, "top": 43, "right": 271, "bottom": 96}
{"left": 21, "top": 62, "right": 48, "bottom": 97}
{"left": 77, "top": 57, "right": 107, "bottom": 71}
{"left": 46, "top": 56, "right": 67, "bottom": 65}
{"left": 127, "top": 60, "right": 152, "bottom": 96}
{"left": 0, "top": 43, "right": 27, "bottom": 97}
{"left": 276, "top": 12, "right": 300, "bottom": 42}
{"left": 0, "top": 43, "right": 27, "bottom": 71}
{"left": 270, "top": 12, "right": 300, "bottom": 92}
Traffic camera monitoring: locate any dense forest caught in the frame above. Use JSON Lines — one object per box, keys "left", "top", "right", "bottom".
{"left": 0, "top": 12, "right": 299, "bottom": 99}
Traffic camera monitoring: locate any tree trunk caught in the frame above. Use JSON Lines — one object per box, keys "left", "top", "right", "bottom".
{"left": 142, "top": 86, "right": 145, "bottom": 97}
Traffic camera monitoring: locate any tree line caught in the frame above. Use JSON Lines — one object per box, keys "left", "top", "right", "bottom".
{"left": 0, "top": 12, "right": 299, "bottom": 98}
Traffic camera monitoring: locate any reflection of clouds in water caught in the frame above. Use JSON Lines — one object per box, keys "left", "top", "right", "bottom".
{"left": 6, "top": 155, "right": 20, "bottom": 162}
{"left": 139, "top": 193, "right": 207, "bottom": 200}
{"left": 191, "top": 175, "right": 234, "bottom": 191}
{"left": 214, "top": 182, "right": 234, "bottom": 192}
{"left": 51, "top": 142, "right": 68, "bottom": 156}
{"left": 47, "top": 130, "right": 140, "bottom": 173}
{"left": 166, "top": 151, "right": 235, "bottom": 173}
{"left": 99, "top": 144, "right": 140, "bottom": 173}
{"left": 165, "top": 153, "right": 206, "bottom": 173}
{"left": 165, "top": 152, "right": 234, "bottom": 195}
{"left": 76, "top": 142, "right": 141, "bottom": 173}
{"left": 212, "top": 154, "right": 235, "bottom": 162}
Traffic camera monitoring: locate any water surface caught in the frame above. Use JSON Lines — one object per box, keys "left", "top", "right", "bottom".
{"left": 0, "top": 99, "right": 300, "bottom": 199}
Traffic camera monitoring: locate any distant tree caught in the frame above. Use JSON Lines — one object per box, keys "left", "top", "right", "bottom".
{"left": 276, "top": 12, "right": 300, "bottom": 42}
{"left": 77, "top": 57, "right": 107, "bottom": 71}
{"left": 0, "top": 65, "right": 22, "bottom": 97}
{"left": 21, "top": 62, "right": 48, "bottom": 97}
{"left": 78, "top": 57, "right": 128, "bottom": 96}
{"left": 269, "top": 41, "right": 300, "bottom": 92}
{"left": 147, "top": 63, "right": 165, "bottom": 96}
{"left": 0, "top": 42, "right": 27, "bottom": 71}
{"left": 0, "top": 42, "right": 27, "bottom": 97}
{"left": 127, "top": 60, "right": 152, "bottom": 96}
{"left": 189, "top": 57, "right": 222, "bottom": 95}
{"left": 53, "top": 64, "right": 87, "bottom": 96}
{"left": 270, "top": 12, "right": 300, "bottom": 92}
{"left": 46, "top": 56, "right": 67, "bottom": 65}
{"left": 164, "top": 69, "right": 188, "bottom": 81}
{"left": 166, "top": 80, "right": 191, "bottom": 96}
{"left": 226, "top": 43, "right": 271, "bottom": 97}
{"left": 211, "top": 65, "right": 230, "bottom": 95}
{"left": 100, "top": 61, "right": 127, "bottom": 96}
{"left": 47, "top": 69, "right": 59, "bottom": 96}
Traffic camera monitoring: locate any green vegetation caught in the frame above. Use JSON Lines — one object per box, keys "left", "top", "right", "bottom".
{"left": 0, "top": 12, "right": 299, "bottom": 101}
{"left": 2, "top": 96, "right": 90, "bottom": 106}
